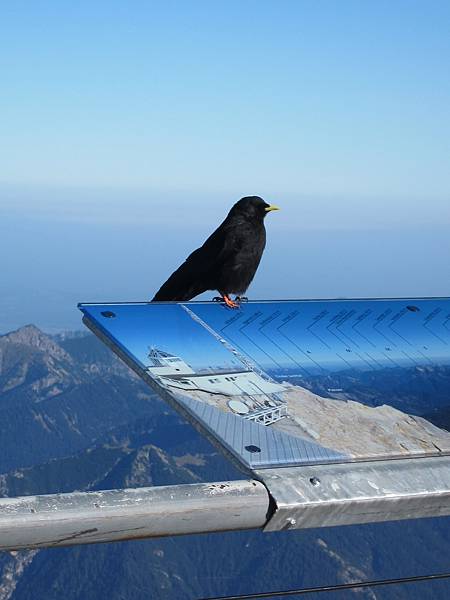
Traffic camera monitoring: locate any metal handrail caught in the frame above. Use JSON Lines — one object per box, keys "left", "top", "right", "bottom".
{"left": 0, "top": 479, "right": 270, "bottom": 551}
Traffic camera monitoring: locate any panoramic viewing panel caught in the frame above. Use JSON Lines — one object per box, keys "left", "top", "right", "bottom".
{"left": 79, "top": 298, "right": 450, "bottom": 470}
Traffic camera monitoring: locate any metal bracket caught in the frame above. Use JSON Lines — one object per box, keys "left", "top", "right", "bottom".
{"left": 258, "top": 456, "right": 450, "bottom": 531}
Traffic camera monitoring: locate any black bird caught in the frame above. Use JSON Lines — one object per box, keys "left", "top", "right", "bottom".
{"left": 152, "top": 196, "right": 279, "bottom": 308}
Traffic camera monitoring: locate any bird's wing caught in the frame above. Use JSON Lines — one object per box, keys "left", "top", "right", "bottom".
{"left": 151, "top": 221, "right": 241, "bottom": 301}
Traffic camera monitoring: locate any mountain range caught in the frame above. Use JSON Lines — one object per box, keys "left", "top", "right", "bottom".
{"left": 0, "top": 325, "right": 449, "bottom": 599}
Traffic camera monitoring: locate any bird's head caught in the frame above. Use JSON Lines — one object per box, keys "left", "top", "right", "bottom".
{"left": 230, "top": 196, "right": 280, "bottom": 221}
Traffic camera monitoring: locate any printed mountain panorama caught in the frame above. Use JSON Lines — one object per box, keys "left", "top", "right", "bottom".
{"left": 1, "top": 325, "right": 450, "bottom": 599}
{"left": 80, "top": 300, "right": 450, "bottom": 469}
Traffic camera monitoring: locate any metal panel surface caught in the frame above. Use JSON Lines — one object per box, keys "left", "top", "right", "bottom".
{"left": 79, "top": 298, "right": 450, "bottom": 471}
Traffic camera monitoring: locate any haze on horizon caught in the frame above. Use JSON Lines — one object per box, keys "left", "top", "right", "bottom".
{"left": 0, "top": 1, "right": 449, "bottom": 332}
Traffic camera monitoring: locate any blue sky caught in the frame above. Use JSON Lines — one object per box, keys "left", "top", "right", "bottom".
{"left": 0, "top": 1, "right": 449, "bottom": 332}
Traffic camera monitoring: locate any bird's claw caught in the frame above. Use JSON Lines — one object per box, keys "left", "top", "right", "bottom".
{"left": 212, "top": 295, "right": 241, "bottom": 308}
{"left": 223, "top": 295, "right": 239, "bottom": 309}
{"left": 213, "top": 295, "right": 239, "bottom": 308}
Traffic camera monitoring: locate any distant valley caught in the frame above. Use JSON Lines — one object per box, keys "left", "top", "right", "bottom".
{"left": 0, "top": 326, "right": 450, "bottom": 599}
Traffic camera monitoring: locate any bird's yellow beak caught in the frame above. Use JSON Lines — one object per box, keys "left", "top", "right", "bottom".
{"left": 265, "top": 204, "right": 280, "bottom": 212}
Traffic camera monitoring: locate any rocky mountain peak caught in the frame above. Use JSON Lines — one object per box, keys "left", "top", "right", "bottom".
{"left": 0, "top": 325, "right": 72, "bottom": 363}
{"left": 0, "top": 325, "right": 75, "bottom": 397}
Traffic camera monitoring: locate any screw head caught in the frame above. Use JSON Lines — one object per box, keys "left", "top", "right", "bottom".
{"left": 406, "top": 305, "right": 420, "bottom": 312}
{"left": 245, "top": 445, "right": 261, "bottom": 453}
{"left": 309, "top": 477, "right": 321, "bottom": 487}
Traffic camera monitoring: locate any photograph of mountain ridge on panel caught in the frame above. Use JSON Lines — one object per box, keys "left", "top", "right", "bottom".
{"left": 80, "top": 298, "right": 450, "bottom": 468}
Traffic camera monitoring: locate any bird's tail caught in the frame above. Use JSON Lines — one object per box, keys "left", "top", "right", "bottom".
{"left": 151, "top": 261, "right": 207, "bottom": 302}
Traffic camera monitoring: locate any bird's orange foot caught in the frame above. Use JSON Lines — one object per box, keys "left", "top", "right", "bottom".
{"left": 223, "top": 294, "right": 239, "bottom": 309}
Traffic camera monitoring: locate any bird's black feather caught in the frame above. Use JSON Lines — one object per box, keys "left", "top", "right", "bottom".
{"left": 152, "top": 196, "right": 275, "bottom": 302}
